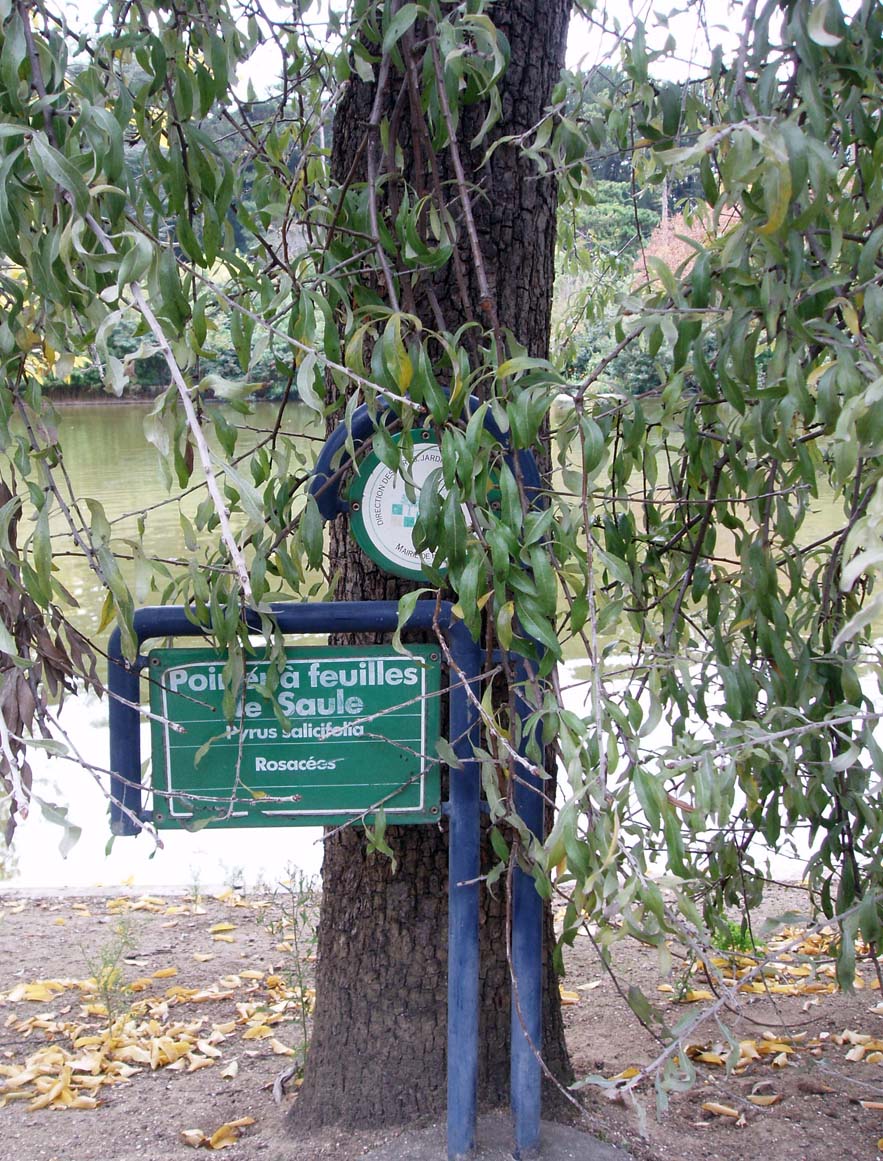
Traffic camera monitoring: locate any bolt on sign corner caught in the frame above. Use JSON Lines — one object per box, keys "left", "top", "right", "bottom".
{"left": 148, "top": 645, "right": 442, "bottom": 829}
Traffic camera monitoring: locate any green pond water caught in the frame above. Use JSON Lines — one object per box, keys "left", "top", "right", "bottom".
{"left": 48, "top": 400, "right": 320, "bottom": 637}
{"left": 43, "top": 400, "right": 848, "bottom": 657}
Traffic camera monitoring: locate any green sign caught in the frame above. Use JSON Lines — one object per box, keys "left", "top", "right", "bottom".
{"left": 148, "top": 646, "right": 441, "bottom": 829}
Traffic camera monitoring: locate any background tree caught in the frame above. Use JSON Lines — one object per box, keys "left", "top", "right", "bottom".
{"left": 539, "top": 0, "right": 883, "bottom": 1092}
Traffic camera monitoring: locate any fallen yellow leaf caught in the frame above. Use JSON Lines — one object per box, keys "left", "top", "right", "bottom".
{"left": 152, "top": 967, "right": 178, "bottom": 980}
{"left": 756, "top": 1041, "right": 793, "bottom": 1056}
{"left": 27, "top": 1066, "right": 71, "bottom": 1111}
{"left": 112, "top": 1045, "right": 152, "bottom": 1065}
{"left": 209, "top": 922, "right": 236, "bottom": 934}
{"left": 133, "top": 896, "right": 166, "bottom": 910}
{"left": 22, "top": 982, "right": 67, "bottom": 1003}
{"left": 208, "top": 1126, "right": 239, "bottom": 1149}
{"left": 207, "top": 1117, "right": 255, "bottom": 1150}
{"left": 0, "top": 1069, "right": 40, "bottom": 1091}
{"left": 701, "top": 1101, "right": 739, "bottom": 1118}
{"left": 242, "top": 1025, "right": 273, "bottom": 1040}
{"left": 838, "top": 1030, "right": 869, "bottom": 1045}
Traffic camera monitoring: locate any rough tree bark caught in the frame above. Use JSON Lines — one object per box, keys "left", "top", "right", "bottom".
{"left": 292, "top": 0, "right": 573, "bottom": 1131}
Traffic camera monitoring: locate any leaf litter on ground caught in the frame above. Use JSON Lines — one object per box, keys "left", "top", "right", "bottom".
{"left": 607, "top": 920, "right": 883, "bottom": 1094}
{"left": 0, "top": 892, "right": 312, "bottom": 1113}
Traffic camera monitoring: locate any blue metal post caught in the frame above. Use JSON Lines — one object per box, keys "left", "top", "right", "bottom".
{"left": 446, "top": 622, "right": 482, "bottom": 1160}
{"left": 108, "top": 605, "right": 206, "bottom": 834}
{"left": 108, "top": 627, "right": 146, "bottom": 835}
{"left": 510, "top": 665, "right": 544, "bottom": 1157}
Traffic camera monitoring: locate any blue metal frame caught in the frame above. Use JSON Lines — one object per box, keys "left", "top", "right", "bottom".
{"left": 308, "top": 396, "right": 542, "bottom": 521}
{"left": 107, "top": 599, "right": 545, "bottom": 1159}
{"left": 108, "top": 600, "right": 485, "bottom": 1158}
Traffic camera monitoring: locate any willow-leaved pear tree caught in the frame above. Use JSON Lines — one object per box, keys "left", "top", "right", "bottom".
{"left": 293, "top": 0, "right": 574, "bottom": 1127}
{"left": 2, "top": 0, "right": 883, "bottom": 1118}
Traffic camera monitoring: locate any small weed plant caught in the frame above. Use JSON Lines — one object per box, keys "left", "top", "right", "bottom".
{"left": 187, "top": 865, "right": 204, "bottom": 909}
{"left": 264, "top": 866, "right": 319, "bottom": 1065}
{"left": 81, "top": 917, "right": 136, "bottom": 1036}
{"left": 712, "top": 917, "right": 763, "bottom": 956}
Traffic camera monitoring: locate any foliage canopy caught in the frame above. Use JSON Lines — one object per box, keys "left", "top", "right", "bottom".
{"left": 2, "top": 0, "right": 883, "bottom": 1102}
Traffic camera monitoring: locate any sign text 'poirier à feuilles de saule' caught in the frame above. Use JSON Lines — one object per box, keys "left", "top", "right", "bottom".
{"left": 148, "top": 645, "right": 441, "bottom": 828}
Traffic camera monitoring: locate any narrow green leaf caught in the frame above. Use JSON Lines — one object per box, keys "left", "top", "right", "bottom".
{"left": 382, "top": 3, "right": 421, "bottom": 55}
{"left": 392, "top": 587, "right": 432, "bottom": 654}
{"left": 216, "top": 455, "right": 265, "bottom": 527}
{"left": 807, "top": 0, "right": 842, "bottom": 47}
{"left": 32, "top": 505, "right": 52, "bottom": 606}
{"left": 435, "top": 736, "right": 462, "bottom": 770}
{"left": 34, "top": 796, "right": 81, "bottom": 858}
{"left": 30, "top": 134, "right": 89, "bottom": 214}
{"left": 297, "top": 352, "right": 324, "bottom": 414}
{"left": 300, "top": 494, "right": 324, "bottom": 569}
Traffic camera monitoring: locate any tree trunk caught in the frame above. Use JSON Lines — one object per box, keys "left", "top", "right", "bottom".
{"left": 292, "top": 0, "right": 573, "bottom": 1131}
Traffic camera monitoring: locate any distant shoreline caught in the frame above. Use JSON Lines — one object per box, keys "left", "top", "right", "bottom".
{"left": 50, "top": 393, "right": 159, "bottom": 405}
{"left": 48, "top": 392, "right": 287, "bottom": 406}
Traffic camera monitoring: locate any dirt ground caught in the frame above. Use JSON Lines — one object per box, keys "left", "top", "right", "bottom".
{"left": 0, "top": 881, "right": 881, "bottom": 1161}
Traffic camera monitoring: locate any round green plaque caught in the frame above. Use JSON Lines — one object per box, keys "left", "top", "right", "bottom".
{"left": 347, "top": 432, "right": 443, "bottom": 580}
